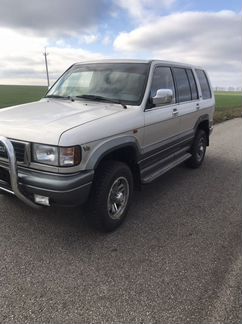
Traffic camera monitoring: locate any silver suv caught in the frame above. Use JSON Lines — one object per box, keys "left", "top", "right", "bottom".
{"left": 0, "top": 60, "right": 215, "bottom": 231}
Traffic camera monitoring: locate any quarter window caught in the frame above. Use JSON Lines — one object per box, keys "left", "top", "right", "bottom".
{"left": 173, "top": 68, "right": 192, "bottom": 102}
{"left": 150, "top": 67, "right": 175, "bottom": 105}
{"left": 195, "top": 69, "right": 212, "bottom": 99}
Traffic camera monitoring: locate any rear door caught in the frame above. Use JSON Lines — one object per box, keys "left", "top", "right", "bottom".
{"left": 172, "top": 67, "right": 200, "bottom": 135}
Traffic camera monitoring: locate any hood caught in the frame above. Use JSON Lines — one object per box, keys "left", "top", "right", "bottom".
{"left": 0, "top": 99, "right": 123, "bottom": 145}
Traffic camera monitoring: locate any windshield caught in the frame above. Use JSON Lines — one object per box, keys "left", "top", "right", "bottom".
{"left": 47, "top": 63, "right": 149, "bottom": 106}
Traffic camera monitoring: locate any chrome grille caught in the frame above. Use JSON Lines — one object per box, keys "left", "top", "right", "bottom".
{"left": 0, "top": 166, "right": 10, "bottom": 185}
{"left": 0, "top": 141, "right": 26, "bottom": 162}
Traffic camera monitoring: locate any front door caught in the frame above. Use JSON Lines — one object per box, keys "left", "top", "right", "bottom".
{"left": 143, "top": 66, "right": 180, "bottom": 155}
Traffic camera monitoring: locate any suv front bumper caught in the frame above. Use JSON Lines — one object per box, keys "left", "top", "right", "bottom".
{"left": 0, "top": 137, "right": 94, "bottom": 207}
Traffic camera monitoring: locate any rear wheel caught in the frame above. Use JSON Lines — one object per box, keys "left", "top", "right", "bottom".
{"left": 186, "top": 129, "right": 207, "bottom": 168}
{"left": 87, "top": 161, "right": 134, "bottom": 232}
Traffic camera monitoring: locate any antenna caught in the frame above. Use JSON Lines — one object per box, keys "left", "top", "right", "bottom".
{"left": 43, "top": 47, "right": 50, "bottom": 88}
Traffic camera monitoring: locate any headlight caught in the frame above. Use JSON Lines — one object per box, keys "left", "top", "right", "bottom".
{"left": 32, "top": 144, "right": 81, "bottom": 166}
{"left": 33, "top": 144, "right": 58, "bottom": 166}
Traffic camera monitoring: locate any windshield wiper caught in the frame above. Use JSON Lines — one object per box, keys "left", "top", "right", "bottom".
{"left": 45, "top": 95, "right": 74, "bottom": 101}
{"left": 75, "top": 94, "right": 127, "bottom": 109}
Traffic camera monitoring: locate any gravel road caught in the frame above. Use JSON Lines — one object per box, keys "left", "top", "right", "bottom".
{"left": 0, "top": 118, "right": 241, "bottom": 324}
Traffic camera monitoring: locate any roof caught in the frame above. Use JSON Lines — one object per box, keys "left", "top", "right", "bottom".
{"left": 75, "top": 59, "right": 151, "bottom": 64}
{"left": 74, "top": 59, "right": 203, "bottom": 69}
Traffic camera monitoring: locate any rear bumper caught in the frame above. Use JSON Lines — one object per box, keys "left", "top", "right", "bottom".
{"left": 0, "top": 136, "right": 94, "bottom": 207}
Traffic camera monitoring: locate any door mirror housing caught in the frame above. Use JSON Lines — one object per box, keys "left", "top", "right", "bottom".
{"left": 151, "top": 89, "right": 173, "bottom": 106}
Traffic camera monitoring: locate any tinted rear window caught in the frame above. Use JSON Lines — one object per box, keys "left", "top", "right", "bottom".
{"left": 195, "top": 69, "right": 212, "bottom": 99}
{"left": 173, "top": 68, "right": 191, "bottom": 102}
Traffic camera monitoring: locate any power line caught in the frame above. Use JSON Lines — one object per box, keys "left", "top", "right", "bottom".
{"left": 43, "top": 47, "right": 50, "bottom": 88}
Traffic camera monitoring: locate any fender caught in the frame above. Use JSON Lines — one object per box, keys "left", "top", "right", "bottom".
{"left": 194, "top": 114, "right": 210, "bottom": 131}
{"left": 86, "top": 136, "right": 142, "bottom": 170}
{"left": 193, "top": 114, "right": 210, "bottom": 145}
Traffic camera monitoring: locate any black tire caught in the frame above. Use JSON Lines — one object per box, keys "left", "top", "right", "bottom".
{"left": 87, "top": 160, "right": 134, "bottom": 232}
{"left": 186, "top": 129, "right": 207, "bottom": 169}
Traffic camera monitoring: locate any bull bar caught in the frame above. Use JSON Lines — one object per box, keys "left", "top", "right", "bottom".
{"left": 0, "top": 136, "right": 39, "bottom": 208}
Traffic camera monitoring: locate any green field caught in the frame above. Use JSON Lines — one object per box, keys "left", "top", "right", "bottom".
{"left": 214, "top": 91, "right": 242, "bottom": 123}
{"left": 0, "top": 85, "right": 47, "bottom": 108}
{"left": 0, "top": 85, "right": 241, "bottom": 123}
{"left": 215, "top": 91, "right": 242, "bottom": 109}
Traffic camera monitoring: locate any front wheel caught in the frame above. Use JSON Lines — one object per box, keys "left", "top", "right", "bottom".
{"left": 87, "top": 161, "right": 134, "bottom": 232}
{"left": 186, "top": 129, "right": 207, "bottom": 169}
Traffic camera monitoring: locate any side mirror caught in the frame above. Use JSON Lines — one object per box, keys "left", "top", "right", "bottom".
{"left": 152, "top": 89, "right": 173, "bottom": 106}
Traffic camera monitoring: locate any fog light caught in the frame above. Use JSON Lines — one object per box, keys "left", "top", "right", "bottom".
{"left": 34, "top": 195, "right": 50, "bottom": 206}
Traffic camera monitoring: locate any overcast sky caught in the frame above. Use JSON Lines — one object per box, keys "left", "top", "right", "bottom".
{"left": 0, "top": 0, "right": 241, "bottom": 87}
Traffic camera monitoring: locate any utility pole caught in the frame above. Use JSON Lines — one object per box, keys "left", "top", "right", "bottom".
{"left": 43, "top": 47, "right": 50, "bottom": 88}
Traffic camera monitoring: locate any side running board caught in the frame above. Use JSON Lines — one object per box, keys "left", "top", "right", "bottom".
{"left": 141, "top": 153, "right": 191, "bottom": 184}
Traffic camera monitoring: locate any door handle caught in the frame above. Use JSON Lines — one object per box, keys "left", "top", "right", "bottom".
{"left": 196, "top": 103, "right": 200, "bottom": 110}
{"left": 172, "top": 109, "right": 178, "bottom": 116}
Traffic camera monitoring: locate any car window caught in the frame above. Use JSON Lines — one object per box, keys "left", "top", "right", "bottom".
{"left": 195, "top": 69, "right": 212, "bottom": 99}
{"left": 150, "top": 67, "right": 175, "bottom": 105}
{"left": 61, "top": 71, "right": 93, "bottom": 94}
{"left": 186, "top": 69, "right": 198, "bottom": 100}
{"left": 173, "top": 68, "right": 192, "bottom": 103}
{"left": 47, "top": 63, "right": 149, "bottom": 106}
